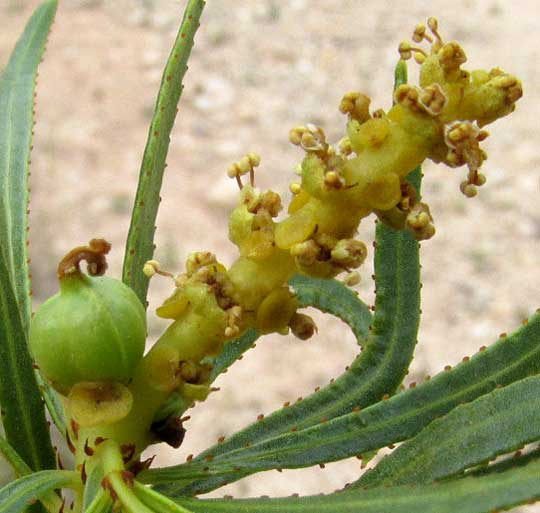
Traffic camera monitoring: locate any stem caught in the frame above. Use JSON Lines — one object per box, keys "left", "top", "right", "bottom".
{"left": 84, "top": 489, "right": 113, "bottom": 513}
{"left": 98, "top": 440, "right": 154, "bottom": 513}
{"left": 134, "top": 481, "right": 194, "bottom": 513}
{"left": 108, "top": 472, "right": 155, "bottom": 513}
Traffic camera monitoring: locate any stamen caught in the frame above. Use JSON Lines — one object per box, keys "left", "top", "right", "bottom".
{"left": 413, "top": 23, "right": 433, "bottom": 44}
{"left": 427, "top": 17, "right": 443, "bottom": 48}
{"left": 143, "top": 260, "right": 175, "bottom": 281}
{"left": 227, "top": 153, "right": 261, "bottom": 188}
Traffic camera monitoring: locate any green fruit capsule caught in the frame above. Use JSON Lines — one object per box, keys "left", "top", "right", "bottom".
{"left": 29, "top": 239, "right": 146, "bottom": 395}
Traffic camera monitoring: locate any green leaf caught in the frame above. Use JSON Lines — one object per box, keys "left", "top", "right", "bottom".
{"left": 0, "top": 255, "right": 55, "bottom": 472}
{"left": 142, "top": 310, "right": 540, "bottom": 493}
{"left": 83, "top": 463, "right": 105, "bottom": 512}
{"left": 355, "top": 375, "right": 540, "bottom": 488}
{"left": 207, "top": 329, "right": 260, "bottom": 382}
{"left": 122, "top": 0, "right": 206, "bottom": 306}
{"left": 174, "top": 459, "right": 540, "bottom": 513}
{"left": 0, "top": 470, "right": 78, "bottom": 513}
{"left": 35, "top": 371, "right": 65, "bottom": 436}
{"left": 0, "top": 435, "right": 32, "bottom": 477}
{"left": 0, "top": 0, "right": 62, "bottom": 463}
{"left": 0, "top": 0, "right": 57, "bottom": 330}
{"left": 467, "top": 447, "right": 540, "bottom": 478}
{"left": 0, "top": 435, "right": 63, "bottom": 513}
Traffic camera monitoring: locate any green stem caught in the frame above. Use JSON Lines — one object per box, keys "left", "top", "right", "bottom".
{"left": 84, "top": 488, "right": 114, "bottom": 513}
{"left": 108, "top": 472, "right": 155, "bottom": 513}
{"left": 99, "top": 440, "right": 154, "bottom": 513}
{"left": 134, "top": 481, "right": 194, "bottom": 513}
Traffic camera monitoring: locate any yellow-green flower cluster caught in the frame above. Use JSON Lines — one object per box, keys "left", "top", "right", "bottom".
{"left": 122, "top": 18, "right": 523, "bottom": 455}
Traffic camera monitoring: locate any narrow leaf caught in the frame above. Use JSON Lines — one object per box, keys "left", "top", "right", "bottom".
{"left": 0, "top": 470, "right": 78, "bottom": 513}
{"left": 143, "top": 310, "right": 540, "bottom": 493}
{"left": 0, "top": 435, "right": 63, "bottom": 513}
{"left": 0, "top": 0, "right": 62, "bottom": 466}
{"left": 0, "top": 0, "right": 57, "bottom": 329}
{"left": 467, "top": 447, "right": 540, "bottom": 478}
{"left": 82, "top": 463, "right": 105, "bottom": 512}
{"left": 356, "top": 375, "right": 540, "bottom": 488}
{"left": 175, "top": 458, "right": 540, "bottom": 513}
{"left": 206, "top": 328, "right": 259, "bottom": 382}
{"left": 0, "top": 435, "right": 31, "bottom": 477}
{"left": 122, "top": 0, "right": 206, "bottom": 306}
{"left": 0, "top": 256, "right": 55, "bottom": 472}
{"left": 35, "top": 371, "right": 65, "bottom": 436}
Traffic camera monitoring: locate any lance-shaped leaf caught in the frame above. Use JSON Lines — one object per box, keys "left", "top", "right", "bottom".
{"left": 0, "top": 0, "right": 62, "bottom": 459}
{"left": 174, "top": 457, "right": 540, "bottom": 513}
{"left": 467, "top": 447, "right": 540, "bottom": 478}
{"left": 0, "top": 470, "right": 78, "bottom": 513}
{"left": 0, "top": 435, "right": 63, "bottom": 513}
{"left": 0, "top": 257, "right": 55, "bottom": 473}
{"left": 356, "top": 374, "right": 540, "bottom": 488}
{"left": 142, "top": 311, "right": 540, "bottom": 493}
{"left": 122, "top": 0, "right": 206, "bottom": 306}
{"left": 0, "top": 0, "right": 57, "bottom": 329}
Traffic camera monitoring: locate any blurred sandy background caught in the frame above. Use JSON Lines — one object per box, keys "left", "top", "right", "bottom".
{"left": 1, "top": 0, "right": 539, "bottom": 506}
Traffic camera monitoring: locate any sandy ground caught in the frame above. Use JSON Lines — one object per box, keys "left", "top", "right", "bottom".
{"left": 1, "top": 0, "right": 539, "bottom": 507}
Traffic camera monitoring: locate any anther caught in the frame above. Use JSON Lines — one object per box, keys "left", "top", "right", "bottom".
{"left": 143, "top": 259, "right": 175, "bottom": 280}
{"left": 227, "top": 152, "right": 261, "bottom": 188}
{"left": 337, "top": 137, "right": 353, "bottom": 156}
{"left": 413, "top": 23, "right": 432, "bottom": 43}
{"left": 289, "top": 124, "right": 328, "bottom": 154}
{"left": 342, "top": 271, "right": 361, "bottom": 287}
{"left": 398, "top": 42, "right": 427, "bottom": 61}
{"left": 339, "top": 92, "right": 371, "bottom": 123}
{"left": 289, "top": 182, "right": 302, "bottom": 195}
{"left": 427, "top": 17, "right": 443, "bottom": 46}
{"left": 289, "top": 313, "right": 317, "bottom": 340}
